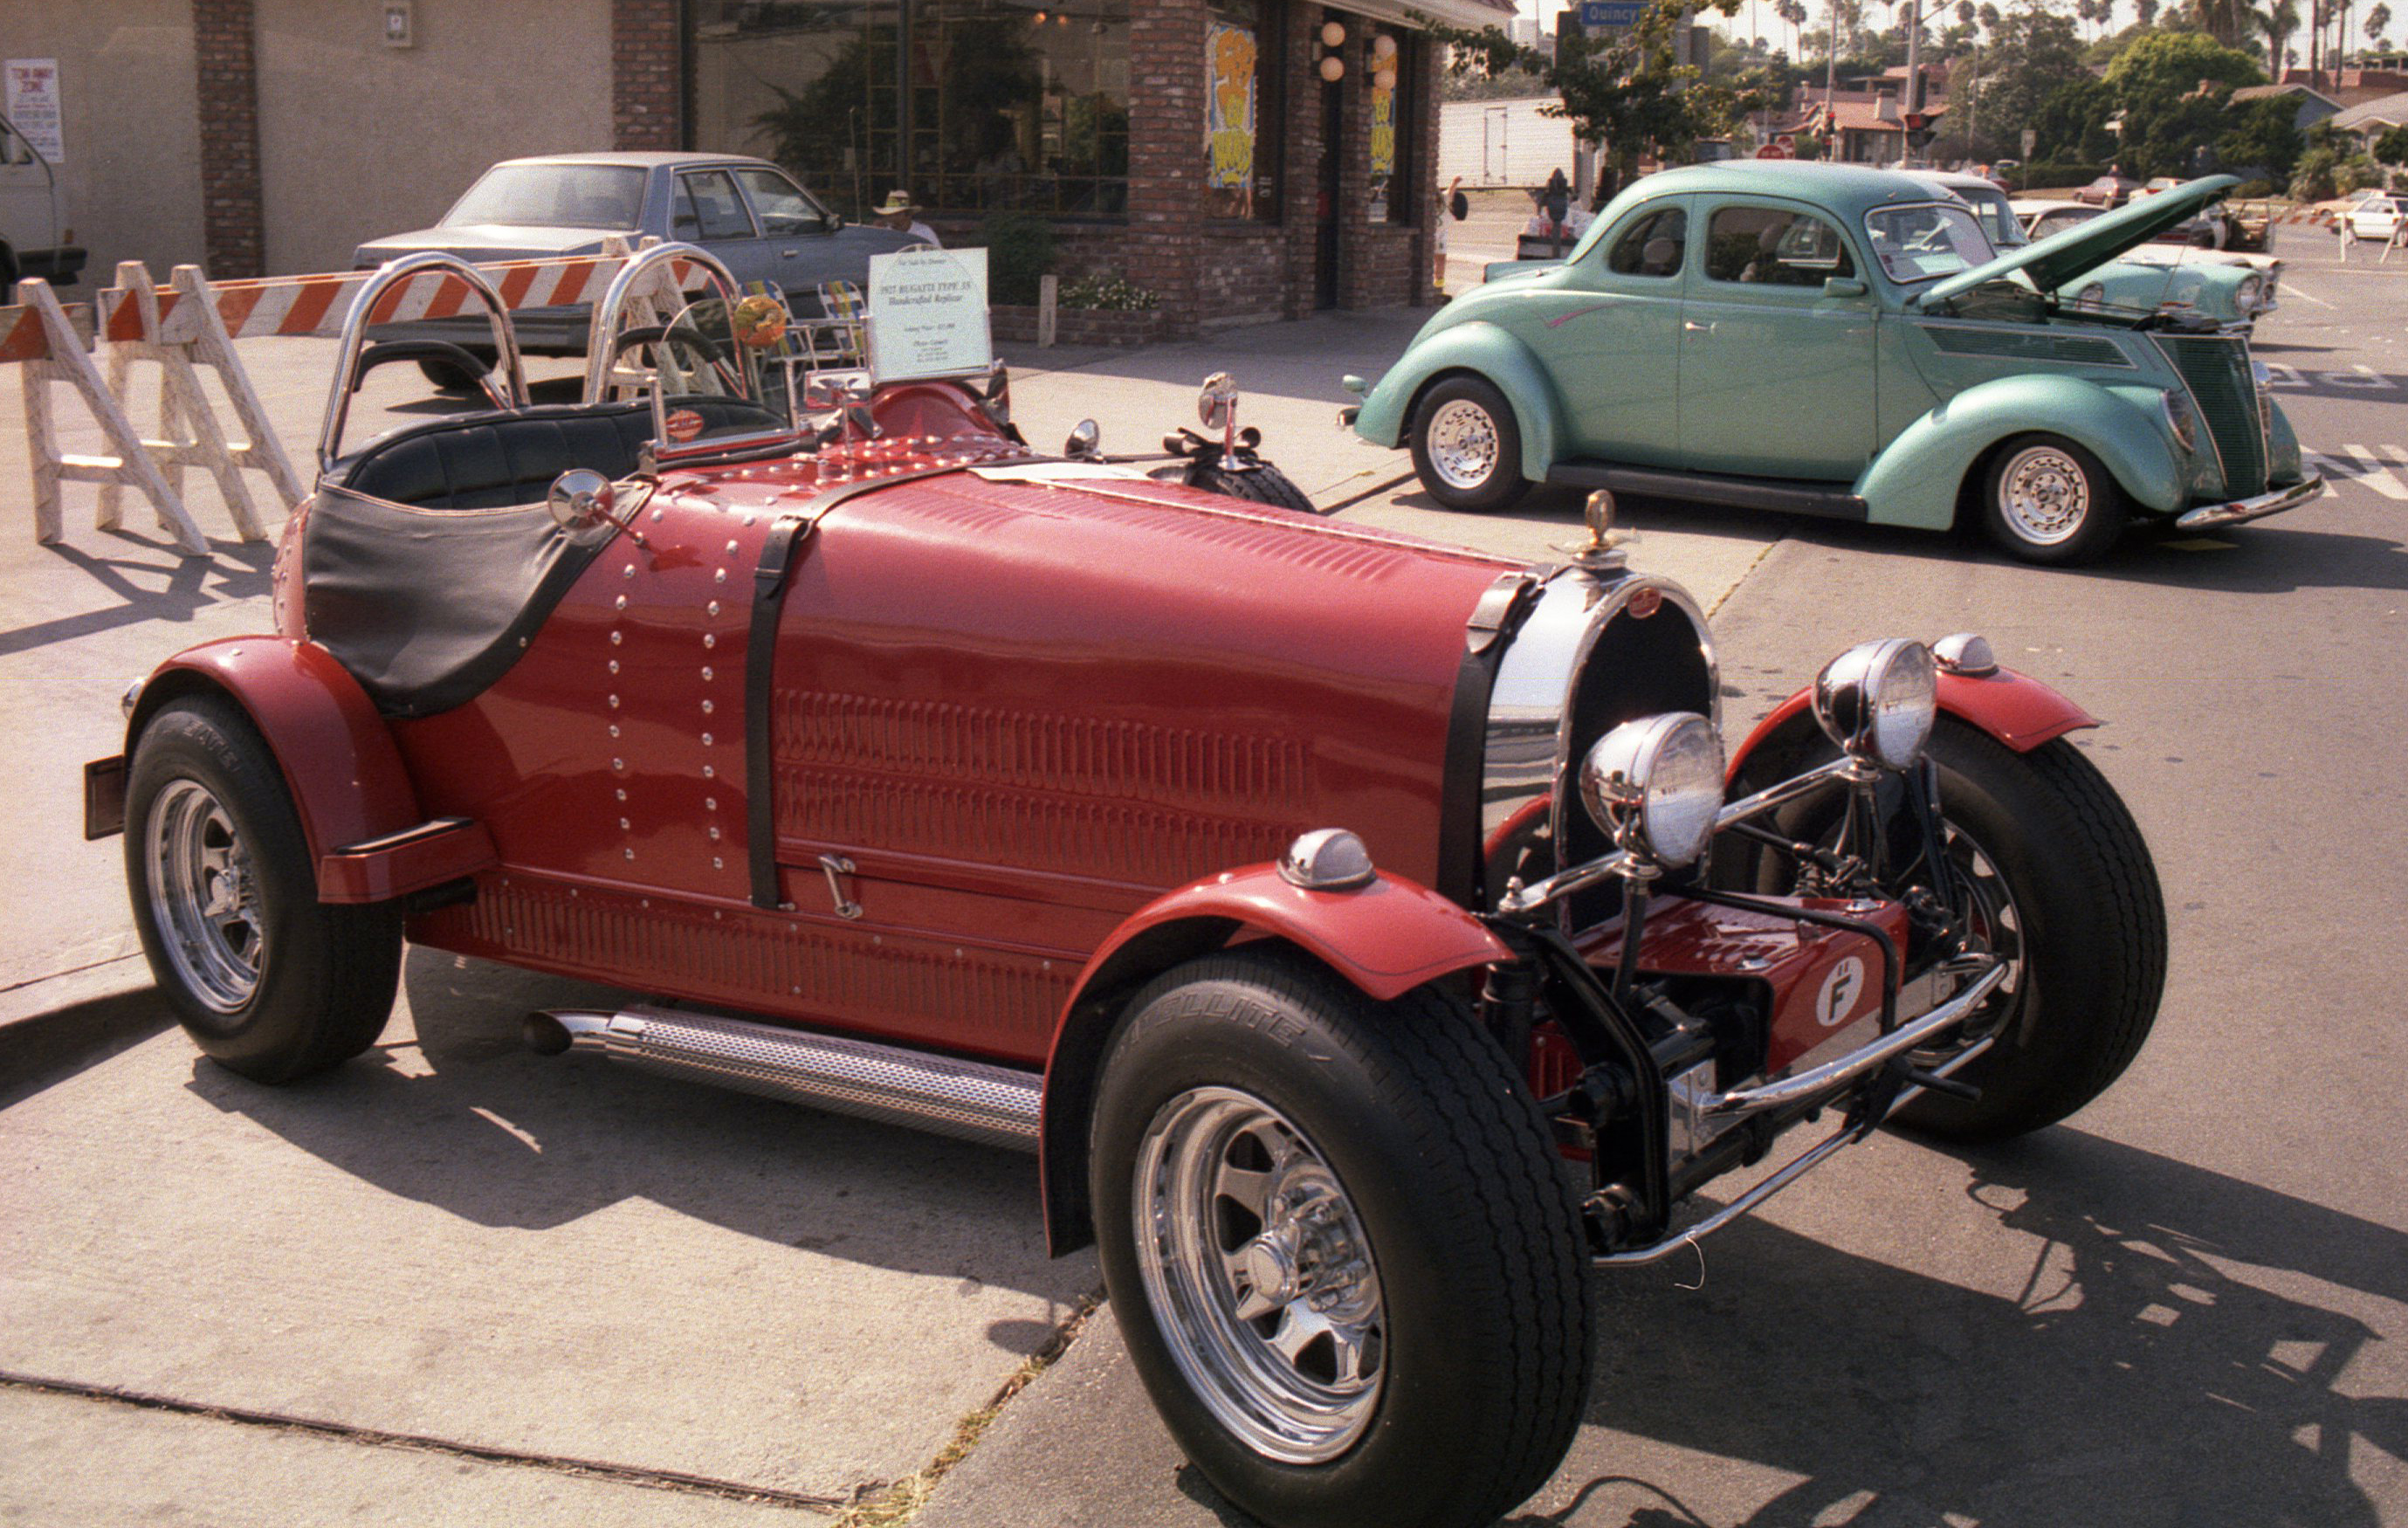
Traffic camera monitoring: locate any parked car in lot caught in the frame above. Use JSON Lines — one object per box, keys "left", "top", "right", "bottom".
{"left": 86, "top": 248, "right": 2171, "bottom": 1528}
{"left": 0, "top": 107, "right": 84, "bottom": 288}
{"left": 1348, "top": 164, "right": 2321, "bottom": 563}
{"left": 2347, "top": 193, "right": 2403, "bottom": 244}
{"left": 2006, "top": 194, "right": 2280, "bottom": 327}
{"left": 353, "top": 152, "right": 915, "bottom": 385}
{"left": 2074, "top": 170, "right": 2141, "bottom": 207}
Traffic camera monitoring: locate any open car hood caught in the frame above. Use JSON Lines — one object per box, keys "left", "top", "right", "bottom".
{"left": 1916, "top": 175, "right": 2240, "bottom": 307}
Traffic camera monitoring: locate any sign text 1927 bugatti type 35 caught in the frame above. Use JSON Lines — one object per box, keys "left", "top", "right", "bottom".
{"left": 85, "top": 247, "right": 2166, "bottom": 1528}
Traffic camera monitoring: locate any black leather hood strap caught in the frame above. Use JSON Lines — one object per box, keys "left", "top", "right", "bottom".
{"left": 746, "top": 465, "right": 969, "bottom": 910}
{"left": 1437, "top": 566, "right": 1553, "bottom": 909}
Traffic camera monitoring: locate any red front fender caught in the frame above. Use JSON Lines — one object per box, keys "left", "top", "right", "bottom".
{"left": 1035, "top": 863, "right": 1509, "bottom": 1255}
{"left": 1729, "top": 664, "right": 2100, "bottom": 785}
{"left": 126, "top": 637, "right": 488, "bottom": 903}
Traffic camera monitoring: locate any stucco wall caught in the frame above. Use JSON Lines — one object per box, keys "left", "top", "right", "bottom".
{"left": 253, "top": 0, "right": 613, "bottom": 276}
{"left": 0, "top": 3, "right": 205, "bottom": 289}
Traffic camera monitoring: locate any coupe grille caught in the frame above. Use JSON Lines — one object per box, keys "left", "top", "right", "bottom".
{"left": 2157, "top": 334, "right": 2267, "bottom": 498}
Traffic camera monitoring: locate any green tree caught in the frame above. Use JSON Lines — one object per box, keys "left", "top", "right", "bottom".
{"left": 2374, "top": 123, "right": 2408, "bottom": 166}
{"left": 2370, "top": 1, "right": 2395, "bottom": 46}
{"left": 1964, "top": 9, "right": 2085, "bottom": 152}
{"left": 2100, "top": 31, "right": 2266, "bottom": 177}
{"left": 2218, "top": 94, "right": 2309, "bottom": 178}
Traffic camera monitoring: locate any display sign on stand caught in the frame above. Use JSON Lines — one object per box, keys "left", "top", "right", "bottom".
{"left": 865, "top": 246, "right": 992, "bottom": 384}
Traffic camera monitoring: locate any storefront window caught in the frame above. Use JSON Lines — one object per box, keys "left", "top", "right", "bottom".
{"left": 910, "top": 0, "right": 1130, "bottom": 217}
{"left": 691, "top": 0, "right": 904, "bottom": 222}
{"left": 1366, "top": 32, "right": 1413, "bottom": 224}
{"left": 690, "top": 0, "right": 1129, "bottom": 221}
{"left": 1206, "top": 0, "right": 1282, "bottom": 222}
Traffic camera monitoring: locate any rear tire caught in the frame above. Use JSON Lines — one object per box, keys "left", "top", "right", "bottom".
{"left": 125, "top": 697, "right": 402, "bottom": 1083}
{"left": 1409, "top": 375, "right": 1531, "bottom": 513}
{"left": 1980, "top": 433, "right": 2125, "bottom": 565}
{"left": 1091, "top": 947, "right": 1591, "bottom": 1528}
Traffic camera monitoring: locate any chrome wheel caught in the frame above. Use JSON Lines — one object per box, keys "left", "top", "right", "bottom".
{"left": 145, "top": 778, "right": 264, "bottom": 1013}
{"left": 1424, "top": 398, "right": 1501, "bottom": 491}
{"left": 1997, "top": 444, "right": 2091, "bottom": 546}
{"left": 1133, "top": 1086, "right": 1385, "bottom": 1463}
{"left": 1916, "top": 821, "right": 2026, "bottom": 1058}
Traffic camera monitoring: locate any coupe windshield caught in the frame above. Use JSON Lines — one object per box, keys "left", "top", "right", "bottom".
{"left": 1957, "top": 189, "right": 2026, "bottom": 250}
{"left": 443, "top": 164, "right": 647, "bottom": 230}
{"left": 1863, "top": 203, "right": 1997, "bottom": 283}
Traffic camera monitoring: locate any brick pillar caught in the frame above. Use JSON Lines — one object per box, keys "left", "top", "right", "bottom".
{"left": 1280, "top": 1, "right": 1322, "bottom": 319}
{"left": 1335, "top": 22, "right": 1373, "bottom": 309}
{"left": 613, "top": 0, "right": 682, "bottom": 151}
{"left": 1127, "top": 0, "right": 1209, "bottom": 334}
{"left": 192, "top": 0, "right": 265, "bottom": 279}
{"left": 1410, "top": 37, "right": 1441, "bottom": 306}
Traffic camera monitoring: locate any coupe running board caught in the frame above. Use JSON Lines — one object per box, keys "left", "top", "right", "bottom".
{"left": 1547, "top": 461, "right": 1870, "bottom": 520}
{"left": 526, "top": 1005, "right": 1042, "bottom": 1152}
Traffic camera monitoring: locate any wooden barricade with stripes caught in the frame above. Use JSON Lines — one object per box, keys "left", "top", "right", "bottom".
{"left": 8, "top": 277, "right": 209, "bottom": 554}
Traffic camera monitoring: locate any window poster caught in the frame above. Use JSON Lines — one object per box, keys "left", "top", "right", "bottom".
{"left": 1368, "top": 76, "right": 1395, "bottom": 221}
{"left": 4, "top": 59, "right": 63, "bottom": 164}
{"left": 1207, "top": 20, "right": 1257, "bottom": 208}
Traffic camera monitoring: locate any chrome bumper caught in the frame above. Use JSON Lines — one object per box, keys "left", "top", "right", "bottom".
{"left": 2176, "top": 473, "right": 2323, "bottom": 532}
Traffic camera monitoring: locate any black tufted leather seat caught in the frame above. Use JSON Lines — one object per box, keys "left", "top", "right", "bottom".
{"left": 323, "top": 399, "right": 786, "bottom": 510}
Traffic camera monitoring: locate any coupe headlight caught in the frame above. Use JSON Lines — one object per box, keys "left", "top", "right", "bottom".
{"left": 2235, "top": 274, "right": 2262, "bottom": 310}
{"left": 2076, "top": 283, "right": 2106, "bottom": 312}
{"left": 1812, "top": 638, "right": 1937, "bottom": 770}
{"left": 1578, "top": 712, "right": 1726, "bottom": 871}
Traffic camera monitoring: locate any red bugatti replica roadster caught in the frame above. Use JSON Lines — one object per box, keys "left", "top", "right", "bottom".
{"left": 86, "top": 248, "right": 2166, "bottom": 1528}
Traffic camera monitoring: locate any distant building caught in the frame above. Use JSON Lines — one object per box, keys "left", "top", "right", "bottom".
{"left": 2329, "top": 89, "right": 2408, "bottom": 137}
{"left": 2229, "top": 82, "right": 2343, "bottom": 132}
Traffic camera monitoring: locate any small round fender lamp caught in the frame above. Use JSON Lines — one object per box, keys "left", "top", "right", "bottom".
{"left": 1578, "top": 712, "right": 1726, "bottom": 871}
{"left": 1279, "top": 829, "right": 1377, "bottom": 891}
{"left": 1930, "top": 632, "right": 1999, "bottom": 678}
{"left": 1813, "top": 638, "right": 1938, "bottom": 769}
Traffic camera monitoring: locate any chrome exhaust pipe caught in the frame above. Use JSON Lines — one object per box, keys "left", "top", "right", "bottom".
{"left": 526, "top": 1005, "right": 1042, "bottom": 1152}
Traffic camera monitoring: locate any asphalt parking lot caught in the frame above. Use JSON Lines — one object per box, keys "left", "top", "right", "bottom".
{"left": 3, "top": 237, "right": 2405, "bottom": 1526}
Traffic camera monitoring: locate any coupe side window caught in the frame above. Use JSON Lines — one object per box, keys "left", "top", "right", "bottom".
{"left": 1703, "top": 205, "right": 1855, "bottom": 286}
{"left": 674, "top": 170, "right": 756, "bottom": 242}
{"left": 2032, "top": 210, "right": 2093, "bottom": 240}
{"left": 1607, "top": 208, "right": 1688, "bottom": 279}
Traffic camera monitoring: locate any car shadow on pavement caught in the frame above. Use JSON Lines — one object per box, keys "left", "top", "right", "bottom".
{"left": 1514, "top": 1128, "right": 2406, "bottom": 1528}
{"left": 2, "top": 534, "right": 274, "bottom": 659}
{"left": 1772, "top": 512, "right": 2408, "bottom": 595}
{"left": 178, "top": 946, "right": 1077, "bottom": 1296}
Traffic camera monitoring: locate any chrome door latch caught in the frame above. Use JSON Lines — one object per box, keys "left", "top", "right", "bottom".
{"left": 816, "top": 854, "right": 863, "bottom": 919}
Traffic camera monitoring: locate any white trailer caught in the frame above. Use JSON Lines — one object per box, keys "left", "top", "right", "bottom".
{"left": 1438, "top": 96, "right": 1586, "bottom": 189}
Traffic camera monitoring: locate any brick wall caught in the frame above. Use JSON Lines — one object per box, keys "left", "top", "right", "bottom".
{"left": 613, "top": 0, "right": 682, "bottom": 150}
{"left": 192, "top": 0, "right": 265, "bottom": 279}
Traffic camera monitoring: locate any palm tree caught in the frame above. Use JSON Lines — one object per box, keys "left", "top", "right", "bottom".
{"left": 2136, "top": 0, "right": 2160, "bottom": 26}
{"left": 2261, "top": 0, "right": 2302, "bottom": 77}
{"left": 2192, "top": 0, "right": 2253, "bottom": 47}
{"left": 2369, "top": 1, "right": 2393, "bottom": 50}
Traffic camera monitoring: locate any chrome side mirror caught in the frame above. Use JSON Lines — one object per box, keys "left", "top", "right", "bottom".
{"left": 1198, "top": 371, "right": 1237, "bottom": 432}
{"left": 1065, "top": 419, "right": 1102, "bottom": 460}
{"left": 547, "top": 469, "right": 643, "bottom": 547}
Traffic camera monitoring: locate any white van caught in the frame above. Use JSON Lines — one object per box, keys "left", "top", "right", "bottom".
{"left": 0, "top": 108, "right": 83, "bottom": 289}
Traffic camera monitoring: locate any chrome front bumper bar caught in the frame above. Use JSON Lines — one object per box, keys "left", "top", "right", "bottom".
{"left": 1593, "top": 958, "right": 2007, "bottom": 1269}
{"left": 2176, "top": 472, "right": 2324, "bottom": 532}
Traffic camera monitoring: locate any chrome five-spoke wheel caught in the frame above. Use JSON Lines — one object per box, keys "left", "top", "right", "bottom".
{"left": 1134, "top": 1086, "right": 1384, "bottom": 1463}
{"left": 1980, "top": 433, "right": 2124, "bottom": 564}
{"left": 146, "top": 777, "right": 265, "bottom": 1013}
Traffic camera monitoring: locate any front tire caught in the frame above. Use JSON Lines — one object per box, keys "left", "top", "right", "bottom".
{"left": 1189, "top": 458, "right": 1315, "bottom": 512}
{"left": 1091, "top": 947, "right": 1591, "bottom": 1528}
{"left": 1980, "top": 434, "right": 2125, "bottom": 564}
{"left": 1408, "top": 375, "right": 1530, "bottom": 513}
{"left": 126, "top": 697, "right": 402, "bottom": 1083}
{"left": 1889, "top": 724, "right": 2167, "bottom": 1139}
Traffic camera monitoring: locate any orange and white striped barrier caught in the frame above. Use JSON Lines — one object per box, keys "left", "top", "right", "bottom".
{"left": 96, "top": 245, "right": 702, "bottom": 346}
{"left": 8, "top": 277, "right": 207, "bottom": 554}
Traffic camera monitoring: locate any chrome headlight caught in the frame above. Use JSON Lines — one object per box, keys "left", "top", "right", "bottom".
{"left": 2162, "top": 389, "right": 2199, "bottom": 452}
{"left": 2235, "top": 274, "right": 2262, "bottom": 311}
{"left": 2076, "top": 283, "right": 2106, "bottom": 312}
{"left": 1813, "top": 639, "right": 1937, "bottom": 770}
{"left": 1578, "top": 712, "right": 1725, "bottom": 870}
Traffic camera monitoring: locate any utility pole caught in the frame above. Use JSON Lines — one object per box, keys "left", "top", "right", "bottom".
{"left": 1903, "top": 0, "right": 1923, "bottom": 165}
{"left": 1826, "top": 0, "right": 1839, "bottom": 134}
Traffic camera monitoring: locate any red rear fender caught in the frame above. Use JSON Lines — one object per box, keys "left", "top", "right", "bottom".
{"left": 1035, "top": 863, "right": 1509, "bottom": 1255}
{"left": 127, "top": 638, "right": 488, "bottom": 903}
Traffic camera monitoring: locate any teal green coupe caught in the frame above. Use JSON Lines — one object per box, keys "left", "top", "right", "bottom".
{"left": 1344, "top": 164, "right": 2322, "bottom": 563}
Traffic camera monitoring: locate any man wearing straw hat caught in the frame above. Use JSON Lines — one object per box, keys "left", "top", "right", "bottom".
{"left": 874, "top": 190, "right": 940, "bottom": 248}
